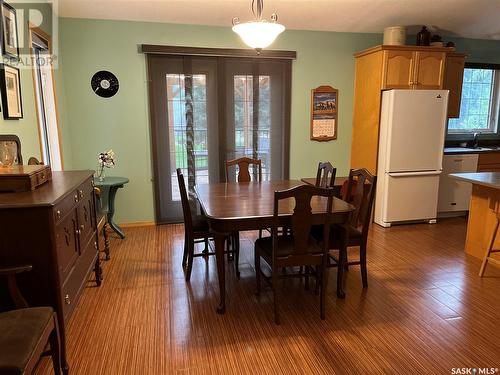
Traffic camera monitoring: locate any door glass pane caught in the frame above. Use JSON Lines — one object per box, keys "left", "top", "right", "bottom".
{"left": 233, "top": 75, "right": 271, "bottom": 180}
{"left": 167, "top": 74, "right": 208, "bottom": 200}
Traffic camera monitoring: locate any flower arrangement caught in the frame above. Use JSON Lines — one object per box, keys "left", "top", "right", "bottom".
{"left": 96, "top": 149, "right": 115, "bottom": 181}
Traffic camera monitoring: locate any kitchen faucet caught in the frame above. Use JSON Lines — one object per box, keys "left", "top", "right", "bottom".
{"left": 472, "top": 132, "right": 481, "bottom": 149}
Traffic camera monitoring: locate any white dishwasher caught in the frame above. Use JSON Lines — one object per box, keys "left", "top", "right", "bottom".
{"left": 437, "top": 153, "right": 478, "bottom": 214}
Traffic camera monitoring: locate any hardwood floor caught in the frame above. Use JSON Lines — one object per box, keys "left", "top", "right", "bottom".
{"left": 35, "top": 218, "right": 500, "bottom": 374}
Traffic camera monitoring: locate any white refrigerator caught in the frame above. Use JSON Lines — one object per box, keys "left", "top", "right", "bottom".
{"left": 374, "top": 89, "right": 449, "bottom": 228}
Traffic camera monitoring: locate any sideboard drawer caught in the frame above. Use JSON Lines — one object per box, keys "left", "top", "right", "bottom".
{"left": 54, "top": 190, "right": 79, "bottom": 223}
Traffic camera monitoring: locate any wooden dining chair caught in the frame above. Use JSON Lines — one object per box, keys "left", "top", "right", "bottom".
{"left": 28, "top": 157, "right": 43, "bottom": 165}
{"left": 313, "top": 168, "right": 376, "bottom": 289}
{"left": 177, "top": 169, "right": 238, "bottom": 281}
{"left": 255, "top": 184, "right": 335, "bottom": 324}
{"left": 226, "top": 156, "right": 264, "bottom": 251}
{"left": 315, "top": 161, "right": 336, "bottom": 188}
{"left": 0, "top": 265, "right": 63, "bottom": 375}
{"left": 225, "top": 157, "right": 262, "bottom": 183}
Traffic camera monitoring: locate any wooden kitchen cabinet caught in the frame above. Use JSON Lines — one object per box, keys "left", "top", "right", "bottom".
{"left": 382, "top": 49, "right": 446, "bottom": 90}
{"left": 382, "top": 49, "right": 414, "bottom": 89}
{"left": 444, "top": 53, "right": 467, "bottom": 118}
{"left": 414, "top": 51, "right": 446, "bottom": 89}
{"left": 477, "top": 152, "right": 500, "bottom": 172}
{"left": 351, "top": 45, "right": 466, "bottom": 174}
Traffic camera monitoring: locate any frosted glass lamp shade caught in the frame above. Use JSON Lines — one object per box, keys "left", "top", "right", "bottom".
{"left": 232, "top": 21, "right": 285, "bottom": 49}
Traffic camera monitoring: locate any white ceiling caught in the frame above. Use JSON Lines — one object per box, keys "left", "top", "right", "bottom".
{"left": 57, "top": 0, "right": 500, "bottom": 40}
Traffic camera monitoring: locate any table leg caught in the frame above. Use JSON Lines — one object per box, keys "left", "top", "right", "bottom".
{"left": 337, "top": 229, "right": 348, "bottom": 299}
{"left": 107, "top": 185, "right": 125, "bottom": 239}
{"left": 214, "top": 233, "right": 226, "bottom": 314}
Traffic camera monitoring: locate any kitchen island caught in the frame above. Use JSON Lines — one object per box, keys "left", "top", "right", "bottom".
{"left": 451, "top": 172, "right": 500, "bottom": 267}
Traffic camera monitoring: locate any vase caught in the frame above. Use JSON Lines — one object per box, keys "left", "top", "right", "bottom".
{"left": 416, "top": 26, "right": 430, "bottom": 46}
{"left": 97, "top": 165, "right": 106, "bottom": 181}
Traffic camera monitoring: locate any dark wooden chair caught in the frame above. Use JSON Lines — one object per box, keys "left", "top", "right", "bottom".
{"left": 314, "top": 168, "right": 376, "bottom": 289}
{"left": 0, "top": 134, "right": 23, "bottom": 165}
{"left": 255, "top": 184, "right": 335, "bottom": 324}
{"left": 315, "top": 161, "right": 336, "bottom": 188}
{"left": 225, "top": 157, "right": 262, "bottom": 183}
{"left": 0, "top": 265, "right": 63, "bottom": 375}
{"left": 27, "top": 157, "right": 42, "bottom": 165}
{"left": 177, "top": 169, "right": 238, "bottom": 280}
{"left": 226, "top": 156, "right": 264, "bottom": 254}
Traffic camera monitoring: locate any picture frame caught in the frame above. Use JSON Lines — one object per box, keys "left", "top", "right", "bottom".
{"left": 0, "top": 64, "right": 23, "bottom": 119}
{"left": 310, "top": 85, "right": 338, "bottom": 141}
{"left": 1, "top": 1, "right": 20, "bottom": 60}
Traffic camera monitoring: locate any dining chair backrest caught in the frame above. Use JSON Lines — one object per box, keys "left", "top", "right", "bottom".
{"left": 272, "top": 184, "right": 334, "bottom": 259}
{"left": 345, "top": 168, "right": 377, "bottom": 238}
{"left": 176, "top": 168, "right": 194, "bottom": 236}
{"left": 315, "top": 161, "right": 336, "bottom": 188}
{"left": 226, "top": 157, "right": 262, "bottom": 182}
{"left": 0, "top": 134, "right": 22, "bottom": 165}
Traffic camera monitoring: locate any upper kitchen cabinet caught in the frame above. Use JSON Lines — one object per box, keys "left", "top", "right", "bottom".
{"left": 414, "top": 51, "right": 446, "bottom": 89}
{"left": 382, "top": 49, "right": 414, "bottom": 89}
{"left": 443, "top": 53, "right": 467, "bottom": 118}
{"left": 382, "top": 48, "right": 446, "bottom": 90}
{"left": 351, "top": 45, "right": 466, "bottom": 174}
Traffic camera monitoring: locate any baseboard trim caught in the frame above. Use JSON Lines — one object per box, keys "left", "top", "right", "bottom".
{"left": 119, "top": 221, "right": 156, "bottom": 228}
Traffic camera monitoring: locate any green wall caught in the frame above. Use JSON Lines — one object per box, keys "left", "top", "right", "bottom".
{"left": 58, "top": 17, "right": 381, "bottom": 223}
{"left": 58, "top": 18, "right": 500, "bottom": 224}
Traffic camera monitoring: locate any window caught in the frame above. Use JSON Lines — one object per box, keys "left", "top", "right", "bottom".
{"left": 448, "top": 64, "right": 500, "bottom": 135}
{"left": 31, "top": 27, "right": 63, "bottom": 170}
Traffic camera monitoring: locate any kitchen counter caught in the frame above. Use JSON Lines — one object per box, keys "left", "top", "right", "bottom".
{"left": 444, "top": 147, "right": 500, "bottom": 155}
{"left": 450, "top": 172, "right": 500, "bottom": 190}
{"left": 450, "top": 172, "right": 500, "bottom": 264}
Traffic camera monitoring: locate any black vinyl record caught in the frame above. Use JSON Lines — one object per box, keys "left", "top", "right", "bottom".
{"left": 91, "top": 71, "right": 119, "bottom": 98}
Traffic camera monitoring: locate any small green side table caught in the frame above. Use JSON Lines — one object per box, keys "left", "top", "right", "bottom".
{"left": 94, "top": 176, "right": 129, "bottom": 239}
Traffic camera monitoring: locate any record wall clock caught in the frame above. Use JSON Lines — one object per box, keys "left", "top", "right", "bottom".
{"left": 91, "top": 71, "right": 119, "bottom": 98}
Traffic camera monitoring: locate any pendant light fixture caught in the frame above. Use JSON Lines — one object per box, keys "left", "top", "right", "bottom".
{"left": 232, "top": 0, "right": 285, "bottom": 53}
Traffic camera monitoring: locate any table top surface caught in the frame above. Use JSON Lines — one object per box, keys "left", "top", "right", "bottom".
{"left": 301, "top": 176, "right": 349, "bottom": 187}
{"left": 450, "top": 172, "right": 500, "bottom": 190}
{"left": 94, "top": 176, "right": 129, "bottom": 187}
{"left": 195, "top": 180, "right": 354, "bottom": 220}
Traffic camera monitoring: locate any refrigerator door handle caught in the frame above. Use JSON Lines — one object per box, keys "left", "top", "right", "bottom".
{"left": 388, "top": 171, "right": 442, "bottom": 177}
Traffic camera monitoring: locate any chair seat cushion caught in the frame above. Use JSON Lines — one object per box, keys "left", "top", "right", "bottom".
{"left": 255, "top": 235, "right": 322, "bottom": 262}
{"left": 310, "top": 224, "right": 363, "bottom": 248}
{"left": 192, "top": 214, "right": 209, "bottom": 233}
{"left": 0, "top": 307, "right": 53, "bottom": 373}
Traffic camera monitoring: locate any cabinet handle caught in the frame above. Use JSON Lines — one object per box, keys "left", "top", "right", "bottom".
{"left": 79, "top": 190, "right": 84, "bottom": 199}
{"left": 74, "top": 194, "right": 79, "bottom": 202}
{"left": 454, "top": 159, "right": 464, "bottom": 162}
{"left": 80, "top": 224, "right": 85, "bottom": 231}
{"left": 56, "top": 210, "right": 61, "bottom": 219}
{"left": 75, "top": 229, "right": 81, "bottom": 235}
{"left": 94, "top": 241, "right": 98, "bottom": 250}
{"left": 65, "top": 294, "right": 71, "bottom": 305}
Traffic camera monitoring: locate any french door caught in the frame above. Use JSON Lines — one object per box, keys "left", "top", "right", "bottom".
{"left": 147, "top": 54, "right": 291, "bottom": 223}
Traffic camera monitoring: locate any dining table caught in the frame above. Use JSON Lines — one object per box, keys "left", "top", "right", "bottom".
{"left": 195, "top": 180, "right": 355, "bottom": 314}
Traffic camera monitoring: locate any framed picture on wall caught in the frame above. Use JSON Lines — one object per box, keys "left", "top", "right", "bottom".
{"left": 0, "top": 64, "right": 23, "bottom": 119}
{"left": 310, "top": 85, "right": 338, "bottom": 141}
{"left": 1, "top": 1, "right": 20, "bottom": 60}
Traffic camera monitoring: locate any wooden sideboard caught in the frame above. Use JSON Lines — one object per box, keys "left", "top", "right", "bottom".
{"left": 0, "top": 170, "right": 102, "bottom": 373}
{"left": 350, "top": 45, "right": 467, "bottom": 174}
